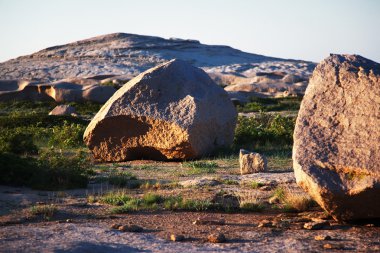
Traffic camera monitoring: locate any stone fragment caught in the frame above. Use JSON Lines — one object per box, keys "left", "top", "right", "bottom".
{"left": 207, "top": 233, "right": 226, "bottom": 243}
{"left": 239, "top": 149, "right": 267, "bottom": 175}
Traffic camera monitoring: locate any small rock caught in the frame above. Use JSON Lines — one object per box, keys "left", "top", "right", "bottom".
{"left": 170, "top": 234, "right": 185, "bottom": 242}
{"left": 239, "top": 149, "right": 267, "bottom": 174}
{"left": 304, "top": 220, "right": 330, "bottom": 230}
{"left": 258, "top": 220, "right": 273, "bottom": 228}
{"left": 207, "top": 233, "right": 226, "bottom": 243}
{"left": 66, "top": 219, "right": 72, "bottom": 223}
{"left": 259, "top": 185, "right": 272, "bottom": 191}
{"left": 49, "top": 105, "right": 77, "bottom": 116}
{"left": 268, "top": 195, "right": 280, "bottom": 204}
{"left": 111, "top": 224, "right": 122, "bottom": 229}
{"left": 193, "top": 217, "right": 225, "bottom": 225}
{"left": 323, "top": 243, "right": 345, "bottom": 250}
{"left": 314, "top": 235, "right": 332, "bottom": 241}
{"left": 118, "top": 225, "right": 128, "bottom": 232}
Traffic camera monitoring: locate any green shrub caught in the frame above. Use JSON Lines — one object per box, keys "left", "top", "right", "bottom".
{"left": 237, "top": 97, "right": 302, "bottom": 113}
{"left": 107, "top": 171, "right": 140, "bottom": 188}
{"left": 0, "top": 149, "right": 93, "bottom": 190}
{"left": 101, "top": 191, "right": 131, "bottom": 206}
{"left": 0, "top": 114, "right": 87, "bottom": 129}
{"left": 0, "top": 130, "right": 38, "bottom": 155}
{"left": 0, "top": 153, "right": 39, "bottom": 186}
{"left": 67, "top": 101, "right": 102, "bottom": 115}
{"left": 234, "top": 114, "right": 295, "bottom": 147}
{"left": 142, "top": 193, "right": 162, "bottom": 205}
{"left": 250, "top": 181, "right": 264, "bottom": 189}
{"left": 182, "top": 161, "right": 218, "bottom": 175}
{"left": 48, "top": 120, "right": 86, "bottom": 148}
{"left": 30, "top": 204, "right": 57, "bottom": 220}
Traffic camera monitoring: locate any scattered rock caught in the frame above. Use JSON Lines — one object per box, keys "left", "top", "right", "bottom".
{"left": 258, "top": 220, "right": 273, "bottom": 228}
{"left": 84, "top": 59, "right": 237, "bottom": 161}
{"left": 0, "top": 79, "right": 117, "bottom": 103}
{"left": 303, "top": 220, "right": 330, "bottom": 230}
{"left": 323, "top": 243, "right": 345, "bottom": 250}
{"left": 49, "top": 105, "right": 77, "bottom": 116}
{"left": 239, "top": 149, "right": 267, "bottom": 174}
{"left": 207, "top": 233, "right": 226, "bottom": 243}
{"left": 170, "top": 234, "right": 185, "bottom": 242}
{"left": 193, "top": 217, "right": 225, "bottom": 225}
{"left": 293, "top": 54, "right": 380, "bottom": 221}
{"left": 116, "top": 224, "right": 143, "bottom": 232}
{"left": 268, "top": 195, "right": 280, "bottom": 204}
{"left": 118, "top": 225, "right": 128, "bottom": 232}
{"left": 110, "top": 223, "right": 122, "bottom": 229}
{"left": 314, "top": 235, "right": 332, "bottom": 241}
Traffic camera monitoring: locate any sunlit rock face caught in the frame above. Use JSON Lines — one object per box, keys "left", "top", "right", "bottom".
{"left": 293, "top": 54, "right": 380, "bottom": 221}
{"left": 84, "top": 59, "right": 237, "bottom": 161}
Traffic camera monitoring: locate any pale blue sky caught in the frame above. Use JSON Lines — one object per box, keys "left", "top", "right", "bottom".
{"left": 1, "top": 0, "right": 379, "bottom": 63}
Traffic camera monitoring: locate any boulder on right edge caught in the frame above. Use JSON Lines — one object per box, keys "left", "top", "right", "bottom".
{"left": 293, "top": 54, "right": 380, "bottom": 221}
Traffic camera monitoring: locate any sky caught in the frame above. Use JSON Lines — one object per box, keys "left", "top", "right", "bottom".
{"left": 0, "top": 0, "right": 379, "bottom": 63}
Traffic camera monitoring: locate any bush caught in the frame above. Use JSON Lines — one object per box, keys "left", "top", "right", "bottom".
{"left": 234, "top": 114, "right": 295, "bottom": 147}
{"left": 0, "top": 129, "right": 38, "bottom": 155}
{"left": 32, "top": 149, "right": 93, "bottom": 190}
{"left": 237, "top": 97, "right": 302, "bottom": 113}
{"left": 48, "top": 120, "right": 86, "bottom": 148}
{"left": 0, "top": 149, "right": 93, "bottom": 190}
{"left": 30, "top": 204, "right": 57, "bottom": 220}
{"left": 0, "top": 153, "right": 39, "bottom": 186}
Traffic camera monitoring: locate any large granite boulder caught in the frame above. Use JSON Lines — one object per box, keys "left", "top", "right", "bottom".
{"left": 293, "top": 54, "right": 380, "bottom": 221}
{"left": 83, "top": 59, "right": 237, "bottom": 161}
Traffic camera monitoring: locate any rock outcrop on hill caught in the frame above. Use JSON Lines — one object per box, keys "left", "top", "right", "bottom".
{"left": 83, "top": 59, "right": 237, "bottom": 161}
{"left": 0, "top": 78, "right": 116, "bottom": 103}
{"left": 0, "top": 33, "right": 315, "bottom": 101}
{"left": 293, "top": 54, "right": 380, "bottom": 221}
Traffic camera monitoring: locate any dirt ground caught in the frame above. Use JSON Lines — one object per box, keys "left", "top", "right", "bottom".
{"left": 1, "top": 159, "right": 380, "bottom": 252}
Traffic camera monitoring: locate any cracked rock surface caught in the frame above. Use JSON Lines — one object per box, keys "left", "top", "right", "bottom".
{"left": 293, "top": 54, "right": 380, "bottom": 221}
{"left": 84, "top": 59, "right": 237, "bottom": 161}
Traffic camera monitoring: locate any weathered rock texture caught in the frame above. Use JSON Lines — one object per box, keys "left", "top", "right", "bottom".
{"left": 83, "top": 59, "right": 237, "bottom": 161}
{"left": 293, "top": 54, "right": 380, "bottom": 221}
{"left": 49, "top": 105, "right": 77, "bottom": 116}
{"left": 239, "top": 149, "right": 267, "bottom": 174}
{"left": 0, "top": 78, "right": 116, "bottom": 103}
{"left": 0, "top": 33, "right": 315, "bottom": 100}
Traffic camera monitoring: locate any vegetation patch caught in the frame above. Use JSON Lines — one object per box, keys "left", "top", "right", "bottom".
{"left": 30, "top": 204, "right": 57, "bottom": 220}
{"left": 237, "top": 97, "right": 302, "bottom": 113}
{"left": 182, "top": 161, "right": 219, "bottom": 175}
{"left": 0, "top": 149, "right": 93, "bottom": 190}
{"left": 234, "top": 114, "right": 295, "bottom": 147}
{"left": 107, "top": 171, "right": 140, "bottom": 188}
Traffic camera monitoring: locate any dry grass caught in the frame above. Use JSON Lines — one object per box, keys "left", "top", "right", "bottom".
{"left": 273, "top": 186, "right": 315, "bottom": 212}
{"left": 237, "top": 191, "right": 264, "bottom": 212}
{"left": 30, "top": 204, "right": 57, "bottom": 220}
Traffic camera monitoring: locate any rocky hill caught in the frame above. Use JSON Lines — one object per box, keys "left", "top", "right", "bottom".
{"left": 0, "top": 33, "right": 316, "bottom": 101}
